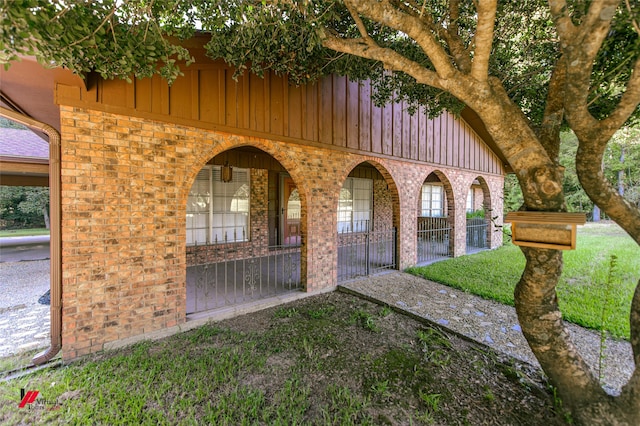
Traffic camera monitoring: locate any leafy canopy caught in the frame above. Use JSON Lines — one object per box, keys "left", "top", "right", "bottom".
{"left": 2, "top": 1, "right": 638, "bottom": 126}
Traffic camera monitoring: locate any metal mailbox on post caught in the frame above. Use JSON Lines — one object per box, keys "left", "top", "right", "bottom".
{"left": 504, "top": 211, "right": 587, "bottom": 250}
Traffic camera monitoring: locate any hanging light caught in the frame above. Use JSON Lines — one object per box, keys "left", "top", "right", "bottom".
{"left": 221, "top": 161, "right": 233, "bottom": 183}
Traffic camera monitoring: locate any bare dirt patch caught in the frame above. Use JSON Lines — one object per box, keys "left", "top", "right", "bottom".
{"left": 209, "top": 291, "right": 566, "bottom": 425}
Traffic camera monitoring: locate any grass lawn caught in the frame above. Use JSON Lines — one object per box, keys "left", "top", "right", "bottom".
{"left": 0, "top": 293, "right": 565, "bottom": 425}
{"left": 407, "top": 222, "right": 639, "bottom": 339}
{"left": 0, "top": 229, "right": 49, "bottom": 238}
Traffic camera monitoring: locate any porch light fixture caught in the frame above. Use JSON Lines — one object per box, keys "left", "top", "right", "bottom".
{"left": 221, "top": 161, "right": 233, "bottom": 183}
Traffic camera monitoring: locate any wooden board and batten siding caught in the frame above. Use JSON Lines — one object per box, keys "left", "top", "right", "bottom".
{"left": 56, "top": 62, "right": 503, "bottom": 175}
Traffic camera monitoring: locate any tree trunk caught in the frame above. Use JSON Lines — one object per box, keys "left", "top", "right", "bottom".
{"left": 472, "top": 93, "right": 639, "bottom": 423}
{"left": 43, "top": 207, "right": 50, "bottom": 230}
{"left": 515, "top": 248, "right": 640, "bottom": 425}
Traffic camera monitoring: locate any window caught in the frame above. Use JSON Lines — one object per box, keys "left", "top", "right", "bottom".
{"left": 421, "top": 184, "right": 444, "bottom": 217}
{"left": 466, "top": 188, "right": 474, "bottom": 213}
{"left": 186, "top": 166, "right": 250, "bottom": 245}
{"left": 337, "top": 177, "right": 372, "bottom": 232}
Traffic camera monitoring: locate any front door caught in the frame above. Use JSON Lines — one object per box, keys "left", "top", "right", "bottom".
{"left": 281, "top": 176, "right": 301, "bottom": 245}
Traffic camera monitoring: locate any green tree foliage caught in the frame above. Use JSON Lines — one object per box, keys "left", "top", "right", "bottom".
{"left": 1, "top": 0, "right": 194, "bottom": 83}
{"left": 0, "top": 117, "right": 26, "bottom": 129}
{"left": 502, "top": 174, "right": 524, "bottom": 215}
{"left": 5, "top": 1, "right": 636, "bottom": 125}
{"left": 0, "top": 186, "right": 49, "bottom": 229}
{"left": 505, "top": 127, "right": 640, "bottom": 218}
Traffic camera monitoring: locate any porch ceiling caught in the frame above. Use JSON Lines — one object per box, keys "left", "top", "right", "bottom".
{"left": 0, "top": 57, "right": 84, "bottom": 133}
{"left": 0, "top": 57, "right": 83, "bottom": 186}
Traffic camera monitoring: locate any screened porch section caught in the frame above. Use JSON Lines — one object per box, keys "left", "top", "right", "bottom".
{"left": 465, "top": 180, "right": 491, "bottom": 253}
{"left": 186, "top": 243, "right": 301, "bottom": 314}
{"left": 336, "top": 166, "right": 398, "bottom": 282}
{"left": 466, "top": 217, "right": 490, "bottom": 253}
{"left": 416, "top": 217, "right": 452, "bottom": 264}
{"left": 185, "top": 154, "right": 303, "bottom": 315}
{"left": 416, "top": 173, "right": 453, "bottom": 264}
{"left": 337, "top": 223, "right": 397, "bottom": 282}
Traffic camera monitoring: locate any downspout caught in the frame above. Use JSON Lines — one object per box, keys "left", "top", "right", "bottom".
{"left": 0, "top": 106, "right": 62, "bottom": 364}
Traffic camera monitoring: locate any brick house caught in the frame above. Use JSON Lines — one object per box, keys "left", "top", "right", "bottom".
{"left": 1, "top": 43, "right": 507, "bottom": 361}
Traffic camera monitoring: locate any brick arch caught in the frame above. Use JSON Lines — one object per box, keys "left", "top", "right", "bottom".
{"left": 178, "top": 132, "right": 311, "bottom": 287}
{"left": 468, "top": 175, "right": 494, "bottom": 249}
{"left": 417, "top": 170, "right": 457, "bottom": 258}
{"left": 338, "top": 157, "right": 401, "bottom": 231}
{"left": 335, "top": 158, "right": 402, "bottom": 277}
{"left": 418, "top": 170, "right": 457, "bottom": 221}
{"left": 181, "top": 136, "right": 308, "bottom": 237}
{"left": 469, "top": 175, "right": 493, "bottom": 214}
{"left": 180, "top": 134, "right": 308, "bottom": 213}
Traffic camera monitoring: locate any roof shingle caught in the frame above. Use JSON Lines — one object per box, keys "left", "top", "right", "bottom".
{"left": 0, "top": 128, "right": 48, "bottom": 160}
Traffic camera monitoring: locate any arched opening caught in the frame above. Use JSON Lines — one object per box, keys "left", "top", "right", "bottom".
{"left": 0, "top": 116, "right": 53, "bottom": 363}
{"left": 466, "top": 176, "right": 492, "bottom": 253}
{"left": 185, "top": 146, "right": 303, "bottom": 315}
{"left": 416, "top": 171, "right": 455, "bottom": 264}
{"left": 337, "top": 161, "right": 399, "bottom": 282}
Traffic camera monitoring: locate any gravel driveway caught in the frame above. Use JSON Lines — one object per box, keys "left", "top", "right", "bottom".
{"left": 0, "top": 260, "right": 51, "bottom": 357}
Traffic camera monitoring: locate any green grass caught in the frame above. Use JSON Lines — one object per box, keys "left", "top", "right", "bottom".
{"left": 0, "top": 228, "right": 49, "bottom": 237}
{"left": 0, "top": 293, "right": 564, "bottom": 425}
{"left": 407, "top": 222, "right": 639, "bottom": 339}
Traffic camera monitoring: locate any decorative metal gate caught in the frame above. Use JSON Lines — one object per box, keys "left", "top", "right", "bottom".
{"left": 417, "top": 217, "right": 452, "bottom": 264}
{"left": 186, "top": 244, "right": 301, "bottom": 314}
{"left": 466, "top": 217, "right": 490, "bottom": 252}
{"left": 337, "top": 225, "right": 397, "bottom": 282}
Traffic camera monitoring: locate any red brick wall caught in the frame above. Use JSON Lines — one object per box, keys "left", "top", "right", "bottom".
{"left": 59, "top": 106, "right": 503, "bottom": 359}
{"left": 373, "top": 179, "right": 393, "bottom": 231}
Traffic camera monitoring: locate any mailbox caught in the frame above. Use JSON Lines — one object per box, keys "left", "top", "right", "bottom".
{"left": 504, "top": 211, "right": 586, "bottom": 250}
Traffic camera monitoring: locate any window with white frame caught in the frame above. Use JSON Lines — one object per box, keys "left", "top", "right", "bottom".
{"left": 466, "top": 188, "right": 474, "bottom": 213}
{"left": 337, "top": 177, "right": 373, "bottom": 233}
{"left": 186, "top": 166, "right": 250, "bottom": 245}
{"left": 421, "top": 184, "right": 444, "bottom": 217}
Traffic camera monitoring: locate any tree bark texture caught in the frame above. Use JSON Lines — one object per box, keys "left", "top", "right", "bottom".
{"left": 324, "top": 1, "right": 639, "bottom": 423}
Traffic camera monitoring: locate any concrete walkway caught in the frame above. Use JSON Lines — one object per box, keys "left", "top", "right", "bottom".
{"left": 340, "top": 272, "right": 634, "bottom": 395}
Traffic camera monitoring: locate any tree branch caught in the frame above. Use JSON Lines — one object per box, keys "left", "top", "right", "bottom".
{"left": 345, "top": 0, "right": 458, "bottom": 79}
{"left": 576, "top": 139, "right": 640, "bottom": 245}
{"left": 559, "top": 1, "right": 639, "bottom": 141}
{"left": 537, "top": 56, "right": 567, "bottom": 162}
{"left": 630, "top": 280, "right": 640, "bottom": 368}
{"left": 554, "top": 2, "right": 619, "bottom": 119}
{"left": 602, "top": 57, "right": 640, "bottom": 132}
{"left": 578, "top": 0, "right": 620, "bottom": 60}
{"left": 446, "top": 0, "right": 472, "bottom": 73}
{"left": 471, "top": 0, "right": 497, "bottom": 82}
{"left": 626, "top": 0, "right": 640, "bottom": 36}
{"left": 321, "top": 32, "right": 445, "bottom": 89}
{"left": 343, "top": 2, "right": 374, "bottom": 45}
{"left": 548, "top": 0, "right": 577, "bottom": 44}
{"left": 66, "top": 5, "right": 118, "bottom": 48}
